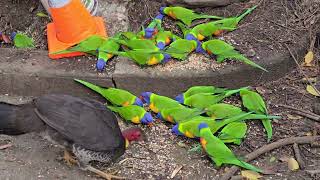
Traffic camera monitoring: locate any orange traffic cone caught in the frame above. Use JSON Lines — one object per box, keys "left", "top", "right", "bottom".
{"left": 47, "top": 0, "right": 107, "bottom": 59}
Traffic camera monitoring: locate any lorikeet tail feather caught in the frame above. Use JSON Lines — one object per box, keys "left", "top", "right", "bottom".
{"left": 247, "top": 114, "right": 281, "bottom": 120}
{"left": 196, "top": 15, "right": 224, "bottom": 20}
{"left": 233, "top": 160, "right": 262, "bottom": 173}
{"left": 176, "top": 22, "right": 190, "bottom": 37}
{"left": 262, "top": 119, "right": 272, "bottom": 142}
{"left": 224, "top": 87, "right": 249, "bottom": 97}
{"left": 106, "top": 106, "right": 119, "bottom": 113}
{"left": 227, "top": 53, "right": 268, "bottom": 72}
{"left": 236, "top": 5, "right": 258, "bottom": 23}
{"left": 74, "top": 79, "right": 106, "bottom": 96}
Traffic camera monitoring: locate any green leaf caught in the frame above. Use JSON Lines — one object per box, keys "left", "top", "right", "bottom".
{"left": 13, "top": 33, "right": 35, "bottom": 48}
{"left": 36, "top": 12, "right": 49, "bottom": 18}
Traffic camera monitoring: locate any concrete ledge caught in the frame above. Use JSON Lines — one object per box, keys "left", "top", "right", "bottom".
{"left": 113, "top": 39, "right": 307, "bottom": 97}
{"left": 0, "top": 48, "right": 114, "bottom": 98}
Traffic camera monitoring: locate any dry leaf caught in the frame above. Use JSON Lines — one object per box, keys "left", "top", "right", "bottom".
{"left": 302, "top": 77, "right": 317, "bottom": 83}
{"left": 306, "top": 85, "right": 320, "bottom": 97}
{"left": 241, "top": 170, "right": 262, "bottom": 180}
{"left": 288, "top": 158, "right": 299, "bottom": 171}
{"left": 304, "top": 51, "right": 314, "bottom": 66}
{"left": 170, "top": 165, "right": 183, "bottom": 179}
{"left": 0, "top": 143, "right": 12, "bottom": 150}
{"left": 287, "top": 114, "right": 303, "bottom": 120}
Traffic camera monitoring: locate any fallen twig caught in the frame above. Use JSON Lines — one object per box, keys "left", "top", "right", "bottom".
{"left": 278, "top": 104, "right": 320, "bottom": 122}
{"left": 220, "top": 136, "right": 320, "bottom": 180}
{"left": 293, "top": 143, "right": 305, "bottom": 169}
{"left": 306, "top": 169, "right": 320, "bottom": 175}
{"left": 170, "top": 165, "right": 183, "bottom": 179}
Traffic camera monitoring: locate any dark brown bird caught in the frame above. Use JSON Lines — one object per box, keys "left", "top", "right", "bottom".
{"left": 0, "top": 94, "right": 144, "bottom": 179}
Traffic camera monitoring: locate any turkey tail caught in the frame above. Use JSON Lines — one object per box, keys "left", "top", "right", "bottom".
{"left": 0, "top": 102, "right": 45, "bottom": 135}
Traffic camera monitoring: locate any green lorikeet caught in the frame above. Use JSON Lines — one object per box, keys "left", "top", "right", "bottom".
{"left": 198, "top": 122, "right": 262, "bottom": 172}
{"left": 96, "top": 35, "right": 121, "bottom": 71}
{"left": 11, "top": 32, "right": 35, "bottom": 48}
{"left": 107, "top": 105, "right": 153, "bottom": 124}
{"left": 160, "top": 6, "right": 223, "bottom": 26}
{"left": 206, "top": 103, "right": 281, "bottom": 120}
{"left": 74, "top": 79, "right": 143, "bottom": 107}
{"left": 156, "top": 106, "right": 204, "bottom": 124}
{"left": 211, "top": 5, "right": 257, "bottom": 33}
{"left": 218, "top": 122, "right": 247, "bottom": 145}
{"left": 240, "top": 89, "right": 273, "bottom": 142}
{"left": 201, "top": 39, "right": 268, "bottom": 72}
{"left": 172, "top": 112, "right": 252, "bottom": 138}
{"left": 140, "top": 92, "right": 183, "bottom": 113}
{"left": 177, "top": 22, "right": 234, "bottom": 41}
{"left": 179, "top": 87, "right": 248, "bottom": 110}
{"left": 175, "top": 86, "right": 227, "bottom": 103}
{"left": 164, "top": 39, "right": 197, "bottom": 60}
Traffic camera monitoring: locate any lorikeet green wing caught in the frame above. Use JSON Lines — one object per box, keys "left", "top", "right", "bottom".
{"left": 149, "top": 93, "right": 183, "bottom": 113}
{"left": 175, "top": 86, "right": 228, "bottom": 103}
{"left": 218, "top": 122, "right": 247, "bottom": 145}
{"left": 51, "top": 35, "right": 106, "bottom": 55}
{"left": 183, "top": 87, "right": 246, "bottom": 109}
{"left": 107, "top": 105, "right": 153, "bottom": 124}
{"left": 164, "top": 39, "right": 197, "bottom": 60}
{"left": 240, "top": 89, "right": 273, "bottom": 142}
{"left": 199, "top": 123, "right": 262, "bottom": 172}
{"left": 160, "top": 6, "right": 223, "bottom": 26}
{"left": 157, "top": 107, "right": 204, "bottom": 123}
{"left": 74, "top": 79, "right": 143, "bottom": 107}
{"left": 206, "top": 103, "right": 243, "bottom": 119}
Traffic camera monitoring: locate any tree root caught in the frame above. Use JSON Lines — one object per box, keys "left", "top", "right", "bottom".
{"left": 220, "top": 136, "right": 320, "bottom": 180}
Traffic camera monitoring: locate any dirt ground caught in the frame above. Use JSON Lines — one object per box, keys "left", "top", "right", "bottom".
{"left": 0, "top": 0, "right": 320, "bottom": 179}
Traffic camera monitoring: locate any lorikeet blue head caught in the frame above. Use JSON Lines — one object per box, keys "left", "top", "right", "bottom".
{"left": 159, "top": 7, "right": 166, "bottom": 15}
{"left": 175, "top": 94, "right": 184, "bottom": 104}
{"left": 141, "top": 112, "right": 154, "bottom": 124}
{"left": 145, "top": 28, "right": 155, "bottom": 39}
{"left": 156, "top": 112, "right": 164, "bottom": 120}
{"left": 96, "top": 58, "right": 106, "bottom": 71}
{"left": 157, "top": 42, "right": 166, "bottom": 50}
{"left": 10, "top": 32, "right": 17, "bottom": 41}
{"left": 134, "top": 97, "right": 144, "bottom": 107}
{"left": 140, "top": 92, "right": 152, "bottom": 104}
{"left": 185, "top": 34, "right": 205, "bottom": 54}
{"left": 162, "top": 53, "right": 171, "bottom": 64}
{"left": 172, "top": 124, "right": 184, "bottom": 136}
{"left": 198, "top": 122, "right": 209, "bottom": 130}
{"left": 155, "top": 13, "right": 164, "bottom": 20}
